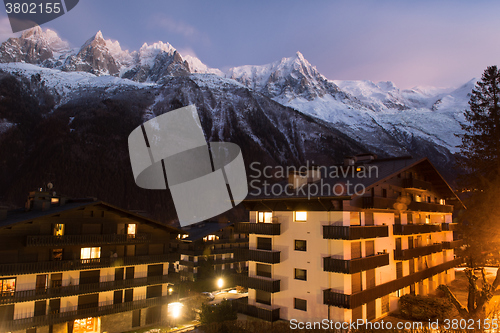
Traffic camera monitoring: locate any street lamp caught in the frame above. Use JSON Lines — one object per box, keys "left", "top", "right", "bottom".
{"left": 168, "top": 302, "right": 183, "bottom": 328}
{"left": 217, "top": 278, "right": 224, "bottom": 292}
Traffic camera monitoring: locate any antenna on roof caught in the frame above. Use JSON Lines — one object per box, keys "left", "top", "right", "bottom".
{"left": 47, "top": 183, "right": 53, "bottom": 190}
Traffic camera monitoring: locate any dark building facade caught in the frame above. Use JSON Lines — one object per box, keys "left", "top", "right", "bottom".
{"left": 0, "top": 191, "right": 181, "bottom": 333}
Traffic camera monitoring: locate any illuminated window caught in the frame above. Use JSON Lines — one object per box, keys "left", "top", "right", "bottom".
{"left": 51, "top": 197, "right": 59, "bottom": 204}
{"left": 258, "top": 212, "right": 273, "bottom": 223}
{"left": 74, "top": 317, "right": 100, "bottom": 333}
{"left": 53, "top": 224, "right": 65, "bottom": 236}
{"left": 203, "top": 234, "right": 219, "bottom": 242}
{"left": 295, "top": 211, "right": 307, "bottom": 222}
{"left": 415, "top": 195, "right": 422, "bottom": 202}
{"left": 439, "top": 199, "right": 446, "bottom": 205}
{"left": 81, "top": 247, "right": 101, "bottom": 260}
{"left": 0, "top": 278, "right": 15, "bottom": 296}
{"left": 127, "top": 224, "right": 136, "bottom": 236}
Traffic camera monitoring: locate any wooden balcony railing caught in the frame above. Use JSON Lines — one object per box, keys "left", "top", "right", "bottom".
{"left": 442, "top": 239, "right": 464, "bottom": 249}
{"left": 0, "top": 253, "right": 178, "bottom": 276}
{"left": 235, "top": 223, "right": 281, "bottom": 236}
{"left": 408, "top": 201, "right": 453, "bottom": 213}
{"left": 402, "top": 178, "right": 432, "bottom": 191}
{"left": 0, "top": 275, "right": 171, "bottom": 305}
{"left": 394, "top": 244, "right": 443, "bottom": 260}
{"left": 323, "top": 253, "right": 389, "bottom": 274}
{"left": 234, "top": 275, "right": 280, "bottom": 293}
{"left": 247, "top": 249, "right": 280, "bottom": 264}
{"left": 324, "top": 258, "right": 461, "bottom": 309}
{"left": 323, "top": 225, "right": 388, "bottom": 240}
{"left": 232, "top": 297, "right": 280, "bottom": 322}
{"left": 441, "top": 223, "right": 459, "bottom": 231}
{"left": 26, "top": 233, "right": 152, "bottom": 247}
{"left": 3, "top": 295, "right": 175, "bottom": 331}
{"left": 393, "top": 224, "right": 441, "bottom": 235}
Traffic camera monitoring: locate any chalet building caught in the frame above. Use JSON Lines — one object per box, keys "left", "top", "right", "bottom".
{"left": 0, "top": 190, "right": 181, "bottom": 333}
{"left": 235, "top": 156, "right": 463, "bottom": 322}
{"left": 178, "top": 221, "right": 248, "bottom": 282}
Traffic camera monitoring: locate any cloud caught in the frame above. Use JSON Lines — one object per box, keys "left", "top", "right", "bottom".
{"left": 149, "top": 14, "right": 201, "bottom": 40}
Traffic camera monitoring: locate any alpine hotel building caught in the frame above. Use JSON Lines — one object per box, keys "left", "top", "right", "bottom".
{"left": 0, "top": 191, "right": 181, "bottom": 333}
{"left": 236, "top": 155, "right": 463, "bottom": 322}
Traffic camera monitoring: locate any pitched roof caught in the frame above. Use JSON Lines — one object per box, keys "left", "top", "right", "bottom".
{"left": 0, "top": 199, "right": 183, "bottom": 233}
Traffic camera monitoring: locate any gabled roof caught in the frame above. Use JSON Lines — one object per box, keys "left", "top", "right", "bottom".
{"left": 0, "top": 199, "right": 183, "bottom": 233}
{"left": 246, "top": 156, "right": 465, "bottom": 209}
{"left": 181, "top": 220, "right": 235, "bottom": 241}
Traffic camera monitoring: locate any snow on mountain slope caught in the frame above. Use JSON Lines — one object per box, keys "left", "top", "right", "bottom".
{"left": 183, "top": 54, "right": 223, "bottom": 76}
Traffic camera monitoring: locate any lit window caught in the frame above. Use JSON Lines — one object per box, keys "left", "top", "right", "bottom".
{"left": 127, "top": 224, "right": 136, "bottom": 236}
{"left": 74, "top": 317, "right": 100, "bottom": 333}
{"left": 258, "top": 212, "right": 273, "bottom": 223}
{"left": 439, "top": 199, "right": 446, "bottom": 205}
{"left": 203, "top": 234, "right": 219, "bottom": 242}
{"left": 53, "top": 224, "right": 65, "bottom": 236}
{"left": 415, "top": 195, "right": 422, "bottom": 202}
{"left": 51, "top": 197, "right": 59, "bottom": 204}
{"left": 295, "top": 212, "right": 307, "bottom": 222}
{"left": 81, "top": 247, "right": 101, "bottom": 260}
{"left": 0, "top": 278, "right": 15, "bottom": 296}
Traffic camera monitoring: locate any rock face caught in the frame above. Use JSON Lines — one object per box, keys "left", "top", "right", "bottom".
{"left": 121, "top": 42, "right": 190, "bottom": 82}
{"left": 63, "top": 31, "right": 120, "bottom": 75}
{"left": 0, "top": 26, "right": 71, "bottom": 64}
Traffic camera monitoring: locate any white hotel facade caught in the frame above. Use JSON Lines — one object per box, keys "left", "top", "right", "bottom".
{"left": 235, "top": 155, "right": 462, "bottom": 322}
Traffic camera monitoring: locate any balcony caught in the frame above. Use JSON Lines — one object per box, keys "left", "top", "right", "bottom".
{"left": 402, "top": 178, "right": 432, "bottom": 191}
{"left": 408, "top": 201, "right": 453, "bottom": 213}
{"left": 234, "top": 275, "right": 280, "bottom": 293}
{"left": 442, "top": 239, "right": 464, "bottom": 249}
{"left": 323, "top": 253, "right": 389, "bottom": 274}
{"left": 0, "top": 253, "right": 178, "bottom": 276}
{"left": 232, "top": 297, "right": 280, "bottom": 322}
{"left": 235, "top": 222, "right": 281, "bottom": 236}
{"left": 393, "top": 244, "right": 443, "bottom": 260}
{"left": 0, "top": 275, "right": 171, "bottom": 305}
{"left": 323, "top": 258, "right": 461, "bottom": 309}
{"left": 247, "top": 249, "right": 280, "bottom": 264}
{"left": 4, "top": 295, "right": 174, "bottom": 331}
{"left": 442, "top": 223, "right": 459, "bottom": 231}
{"left": 393, "top": 224, "right": 441, "bottom": 235}
{"left": 323, "top": 225, "right": 388, "bottom": 240}
{"left": 26, "top": 234, "right": 152, "bottom": 247}
{"left": 362, "top": 197, "right": 398, "bottom": 210}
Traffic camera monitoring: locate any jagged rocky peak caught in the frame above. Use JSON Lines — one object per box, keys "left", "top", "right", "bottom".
{"left": 0, "top": 26, "right": 70, "bottom": 64}
{"left": 121, "top": 41, "right": 190, "bottom": 82}
{"left": 227, "top": 51, "right": 344, "bottom": 101}
{"left": 63, "top": 30, "right": 120, "bottom": 76}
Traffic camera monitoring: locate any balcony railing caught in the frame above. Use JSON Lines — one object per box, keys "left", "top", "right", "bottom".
{"left": 0, "top": 275, "right": 171, "bottom": 305}
{"left": 442, "top": 239, "right": 464, "bottom": 249}
{"left": 247, "top": 249, "right": 280, "bottom": 264}
{"left": 393, "top": 244, "right": 443, "bottom": 260}
{"left": 236, "top": 223, "right": 281, "bottom": 236}
{"left": 362, "top": 197, "right": 398, "bottom": 210}
{"left": 393, "top": 224, "right": 441, "bottom": 235}
{"left": 232, "top": 297, "right": 280, "bottom": 322}
{"left": 26, "top": 233, "right": 152, "bottom": 247}
{"left": 234, "top": 275, "right": 280, "bottom": 293}
{"left": 323, "top": 253, "right": 389, "bottom": 274}
{"left": 3, "top": 295, "right": 174, "bottom": 331}
{"left": 408, "top": 201, "right": 453, "bottom": 213}
{"left": 402, "top": 178, "right": 432, "bottom": 191}
{"left": 323, "top": 258, "right": 461, "bottom": 309}
{"left": 442, "top": 223, "right": 459, "bottom": 231}
{"left": 323, "top": 225, "right": 388, "bottom": 240}
{"left": 0, "top": 253, "right": 178, "bottom": 276}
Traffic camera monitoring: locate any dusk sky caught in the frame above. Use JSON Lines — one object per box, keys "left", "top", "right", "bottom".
{"left": 0, "top": 0, "right": 499, "bottom": 89}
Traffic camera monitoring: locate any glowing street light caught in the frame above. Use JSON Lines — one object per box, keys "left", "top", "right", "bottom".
{"left": 217, "top": 278, "right": 224, "bottom": 292}
{"left": 168, "top": 302, "right": 183, "bottom": 327}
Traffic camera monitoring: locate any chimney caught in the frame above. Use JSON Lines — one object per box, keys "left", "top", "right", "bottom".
{"left": 344, "top": 153, "right": 377, "bottom": 166}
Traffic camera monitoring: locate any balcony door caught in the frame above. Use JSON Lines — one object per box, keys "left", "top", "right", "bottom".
{"left": 352, "top": 272, "right": 362, "bottom": 294}
{"left": 351, "top": 242, "right": 361, "bottom": 259}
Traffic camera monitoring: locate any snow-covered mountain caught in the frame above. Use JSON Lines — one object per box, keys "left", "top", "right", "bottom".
{"left": 0, "top": 27, "right": 476, "bottom": 181}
